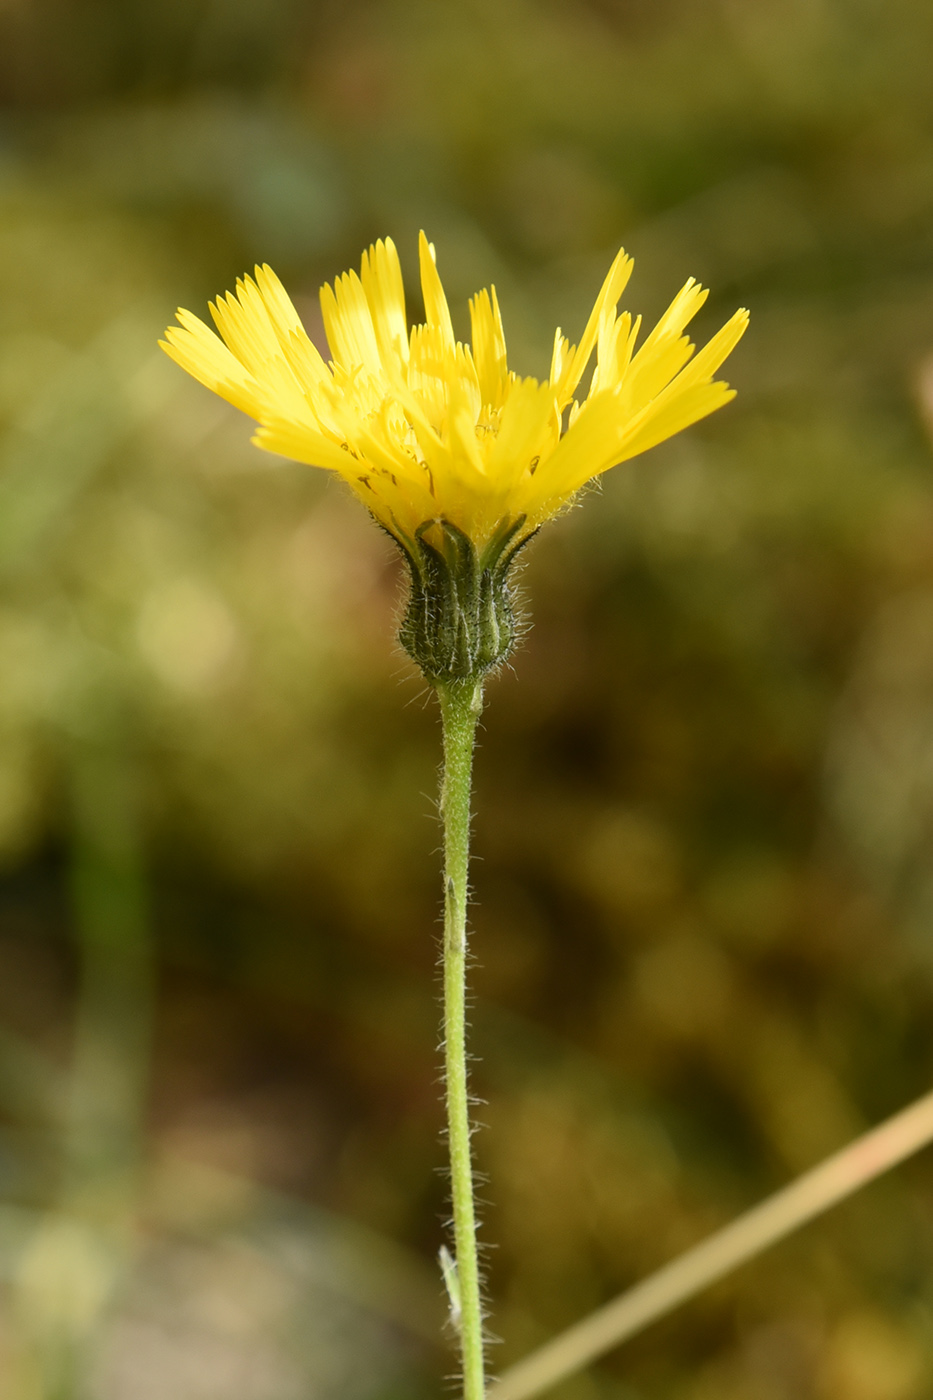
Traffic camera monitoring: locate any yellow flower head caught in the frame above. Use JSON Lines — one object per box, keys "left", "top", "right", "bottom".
{"left": 161, "top": 234, "right": 747, "bottom": 681}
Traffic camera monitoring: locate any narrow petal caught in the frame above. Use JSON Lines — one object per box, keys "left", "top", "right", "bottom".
{"left": 252, "top": 263, "right": 306, "bottom": 344}
{"left": 619, "top": 331, "right": 697, "bottom": 414}
{"left": 253, "top": 263, "right": 333, "bottom": 390}
{"left": 446, "top": 381, "right": 487, "bottom": 479}
{"left": 634, "top": 278, "right": 708, "bottom": 360}
{"left": 320, "top": 270, "right": 383, "bottom": 374}
{"left": 322, "top": 267, "right": 383, "bottom": 375}
{"left": 469, "top": 286, "right": 509, "bottom": 410}
{"left": 485, "top": 377, "right": 559, "bottom": 496}
{"left": 408, "top": 322, "right": 468, "bottom": 425}
{"left": 553, "top": 248, "right": 633, "bottom": 406}
{"left": 418, "top": 231, "right": 456, "bottom": 348}
{"left": 160, "top": 312, "right": 264, "bottom": 417}
{"left": 594, "top": 312, "right": 635, "bottom": 395}
{"left": 360, "top": 238, "right": 409, "bottom": 371}
{"left": 253, "top": 418, "right": 360, "bottom": 472}
{"left": 209, "top": 280, "right": 280, "bottom": 377}
{"left": 525, "top": 391, "right": 631, "bottom": 506}
{"left": 549, "top": 329, "right": 568, "bottom": 387}
{"left": 614, "top": 381, "right": 737, "bottom": 461}
{"left": 618, "top": 305, "right": 749, "bottom": 426}
{"left": 662, "top": 307, "right": 750, "bottom": 393}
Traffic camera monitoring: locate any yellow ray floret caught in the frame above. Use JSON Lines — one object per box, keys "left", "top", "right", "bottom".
{"left": 161, "top": 233, "right": 748, "bottom": 553}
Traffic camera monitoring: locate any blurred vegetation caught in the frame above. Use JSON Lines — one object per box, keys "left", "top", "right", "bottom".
{"left": 2, "top": 0, "right": 933, "bottom": 1396}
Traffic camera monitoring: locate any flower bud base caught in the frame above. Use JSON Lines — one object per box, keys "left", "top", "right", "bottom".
{"left": 397, "top": 517, "right": 531, "bottom": 684}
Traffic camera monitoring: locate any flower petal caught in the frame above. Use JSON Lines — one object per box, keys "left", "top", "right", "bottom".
{"left": 361, "top": 237, "right": 409, "bottom": 372}
{"left": 418, "top": 231, "right": 456, "bottom": 349}
{"left": 553, "top": 248, "right": 633, "bottom": 406}
{"left": 469, "top": 286, "right": 509, "bottom": 410}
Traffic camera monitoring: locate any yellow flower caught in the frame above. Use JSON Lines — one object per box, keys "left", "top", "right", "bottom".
{"left": 162, "top": 233, "right": 746, "bottom": 551}
{"left": 161, "top": 234, "right": 747, "bottom": 681}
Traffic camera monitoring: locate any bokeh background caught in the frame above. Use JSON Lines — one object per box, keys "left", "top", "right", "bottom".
{"left": 2, "top": 1, "right": 933, "bottom": 1397}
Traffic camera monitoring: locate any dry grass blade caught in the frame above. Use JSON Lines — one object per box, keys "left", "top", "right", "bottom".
{"left": 489, "top": 1086, "right": 933, "bottom": 1400}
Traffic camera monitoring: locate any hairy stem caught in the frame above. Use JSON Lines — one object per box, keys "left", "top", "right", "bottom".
{"left": 437, "top": 677, "right": 485, "bottom": 1400}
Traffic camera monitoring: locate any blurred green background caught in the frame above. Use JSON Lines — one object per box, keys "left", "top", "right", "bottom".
{"left": 2, "top": 0, "right": 933, "bottom": 1397}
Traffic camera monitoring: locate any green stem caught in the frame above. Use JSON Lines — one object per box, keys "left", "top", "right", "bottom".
{"left": 436, "top": 677, "right": 486, "bottom": 1400}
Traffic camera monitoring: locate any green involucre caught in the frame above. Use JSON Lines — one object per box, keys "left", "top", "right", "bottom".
{"left": 396, "top": 516, "right": 534, "bottom": 683}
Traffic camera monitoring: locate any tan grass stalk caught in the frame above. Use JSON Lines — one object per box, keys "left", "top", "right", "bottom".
{"left": 490, "top": 1086, "right": 933, "bottom": 1400}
